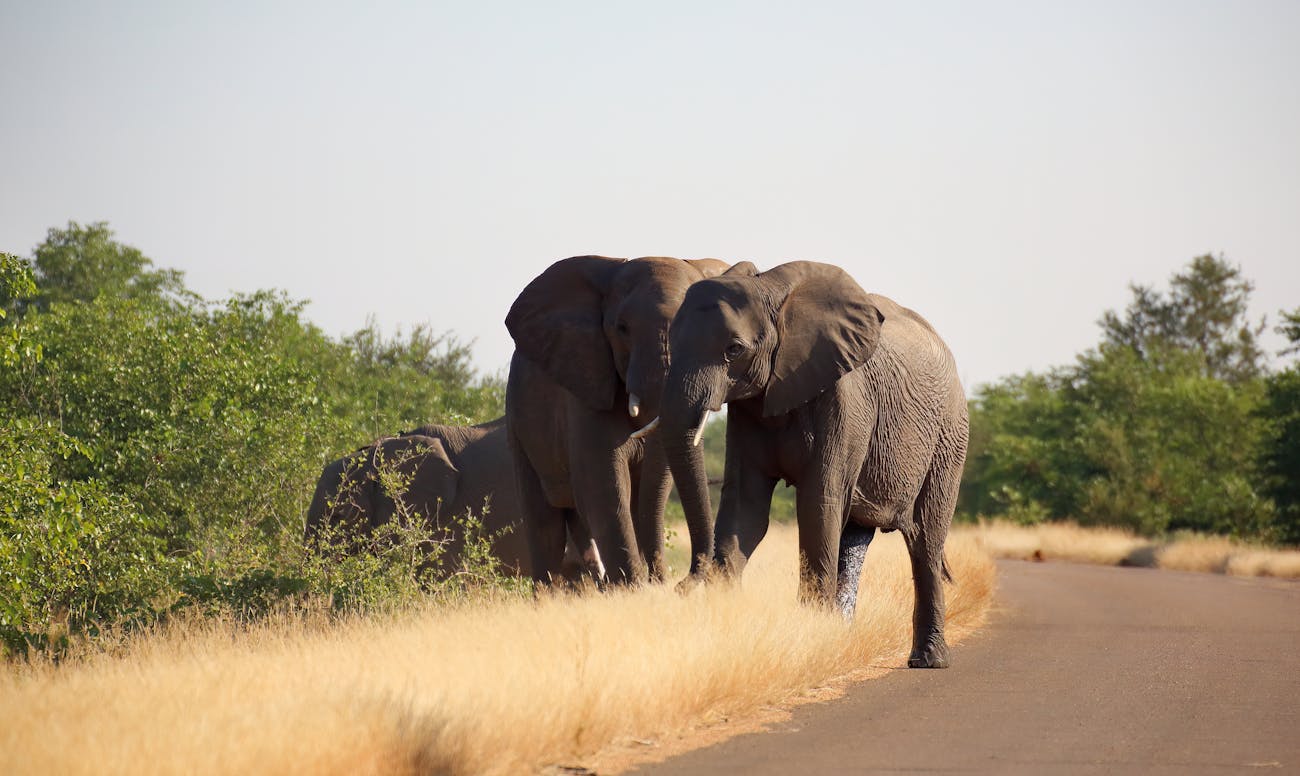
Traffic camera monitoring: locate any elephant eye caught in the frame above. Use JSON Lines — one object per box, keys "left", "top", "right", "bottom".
{"left": 724, "top": 341, "right": 746, "bottom": 360}
{"left": 615, "top": 321, "right": 630, "bottom": 336}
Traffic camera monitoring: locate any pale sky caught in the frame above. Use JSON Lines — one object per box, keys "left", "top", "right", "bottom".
{"left": 2, "top": 1, "right": 1297, "bottom": 389}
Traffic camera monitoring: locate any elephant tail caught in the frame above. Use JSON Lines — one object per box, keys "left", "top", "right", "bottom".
{"left": 941, "top": 554, "right": 954, "bottom": 585}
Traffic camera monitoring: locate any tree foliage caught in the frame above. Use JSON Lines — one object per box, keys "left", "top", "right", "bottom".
{"left": 1098, "top": 254, "right": 1266, "bottom": 383}
{"left": 1276, "top": 309, "right": 1300, "bottom": 359}
{"left": 962, "top": 254, "right": 1288, "bottom": 543}
{"left": 24, "top": 221, "right": 187, "bottom": 310}
{"left": 0, "top": 223, "right": 506, "bottom": 655}
{"left": 1259, "top": 307, "right": 1300, "bottom": 544}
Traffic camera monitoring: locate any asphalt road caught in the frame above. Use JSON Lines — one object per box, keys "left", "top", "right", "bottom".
{"left": 636, "top": 560, "right": 1300, "bottom": 775}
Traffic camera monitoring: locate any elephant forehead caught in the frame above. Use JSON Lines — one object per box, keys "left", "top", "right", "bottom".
{"left": 614, "top": 257, "right": 700, "bottom": 295}
{"left": 682, "top": 278, "right": 764, "bottom": 319}
{"left": 609, "top": 294, "right": 678, "bottom": 330}
{"left": 672, "top": 298, "right": 760, "bottom": 350}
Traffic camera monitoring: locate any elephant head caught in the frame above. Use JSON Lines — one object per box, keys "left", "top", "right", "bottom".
{"left": 505, "top": 255, "right": 728, "bottom": 425}
{"left": 653, "top": 261, "right": 885, "bottom": 582}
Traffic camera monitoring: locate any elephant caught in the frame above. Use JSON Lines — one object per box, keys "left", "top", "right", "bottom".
{"left": 305, "top": 418, "right": 602, "bottom": 579}
{"left": 650, "top": 260, "right": 968, "bottom": 668}
{"left": 504, "top": 255, "right": 729, "bottom": 586}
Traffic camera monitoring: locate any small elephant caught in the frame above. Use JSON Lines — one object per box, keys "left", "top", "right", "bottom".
{"left": 505, "top": 255, "right": 728, "bottom": 586}
{"left": 305, "top": 418, "right": 601, "bottom": 579}
{"left": 653, "top": 261, "right": 968, "bottom": 668}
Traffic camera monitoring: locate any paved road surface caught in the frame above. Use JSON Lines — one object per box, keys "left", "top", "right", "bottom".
{"left": 637, "top": 560, "right": 1300, "bottom": 775}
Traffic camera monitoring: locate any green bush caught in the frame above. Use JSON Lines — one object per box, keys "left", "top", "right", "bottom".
{"left": 0, "top": 224, "right": 509, "bottom": 657}
{"left": 960, "top": 256, "right": 1286, "bottom": 542}
{"left": 0, "top": 420, "right": 173, "bottom": 655}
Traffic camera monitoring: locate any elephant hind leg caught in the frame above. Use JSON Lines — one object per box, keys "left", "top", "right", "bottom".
{"left": 835, "top": 522, "right": 876, "bottom": 620}
{"left": 903, "top": 456, "right": 961, "bottom": 669}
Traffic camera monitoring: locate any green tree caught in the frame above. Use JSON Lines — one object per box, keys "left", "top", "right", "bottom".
{"left": 333, "top": 319, "right": 504, "bottom": 439}
{"left": 1260, "top": 307, "right": 1300, "bottom": 544}
{"left": 1276, "top": 308, "right": 1300, "bottom": 359}
{"left": 1, "top": 221, "right": 514, "bottom": 653}
{"left": 0, "top": 421, "right": 170, "bottom": 654}
{"left": 959, "top": 370, "right": 1089, "bottom": 524}
{"left": 1099, "top": 254, "right": 1266, "bottom": 383}
{"left": 1066, "top": 343, "right": 1272, "bottom": 536}
{"left": 24, "top": 221, "right": 186, "bottom": 310}
{"left": 961, "top": 254, "right": 1277, "bottom": 540}
{"left": 0, "top": 291, "right": 343, "bottom": 566}
{"left": 1, "top": 254, "right": 40, "bottom": 369}
{"left": 1, "top": 252, "right": 37, "bottom": 317}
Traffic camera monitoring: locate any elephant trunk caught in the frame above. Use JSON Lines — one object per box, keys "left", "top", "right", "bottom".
{"left": 626, "top": 329, "right": 670, "bottom": 424}
{"left": 664, "top": 425, "right": 713, "bottom": 580}
{"left": 635, "top": 439, "right": 673, "bottom": 582}
{"left": 660, "top": 368, "right": 722, "bottom": 583}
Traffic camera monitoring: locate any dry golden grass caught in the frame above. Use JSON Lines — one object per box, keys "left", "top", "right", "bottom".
{"left": 0, "top": 525, "right": 994, "bottom": 776}
{"left": 958, "top": 519, "right": 1300, "bottom": 579}
{"left": 958, "top": 520, "right": 1147, "bottom": 566}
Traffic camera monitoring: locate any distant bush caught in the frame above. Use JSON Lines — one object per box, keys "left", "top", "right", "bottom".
{"left": 959, "top": 255, "right": 1290, "bottom": 544}
{"left": 1259, "top": 310, "right": 1300, "bottom": 545}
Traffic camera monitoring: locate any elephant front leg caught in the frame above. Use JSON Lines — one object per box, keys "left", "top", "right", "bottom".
{"left": 713, "top": 412, "right": 778, "bottom": 582}
{"left": 834, "top": 522, "right": 876, "bottom": 620}
{"left": 571, "top": 450, "right": 646, "bottom": 586}
{"left": 794, "top": 449, "right": 867, "bottom": 608}
{"left": 794, "top": 481, "right": 850, "bottom": 607}
{"left": 713, "top": 466, "right": 778, "bottom": 582}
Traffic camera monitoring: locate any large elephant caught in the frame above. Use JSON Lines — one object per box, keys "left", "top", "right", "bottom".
{"left": 305, "top": 418, "right": 600, "bottom": 578}
{"left": 505, "top": 255, "right": 728, "bottom": 586}
{"left": 652, "top": 261, "right": 968, "bottom": 668}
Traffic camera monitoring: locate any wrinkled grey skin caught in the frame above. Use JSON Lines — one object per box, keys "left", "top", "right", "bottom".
{"left": 505, "top": 255, "right": 729, "bottom": 586}
{"left": 656, "top": 261, "right": 968, "bottom": 668}
{"left": 305, "top": 418, "right": 600, "bottom": 579}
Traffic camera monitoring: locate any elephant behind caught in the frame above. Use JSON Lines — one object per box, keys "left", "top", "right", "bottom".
{"left": 305, "top": 417, "right": 600, "bottom": 579}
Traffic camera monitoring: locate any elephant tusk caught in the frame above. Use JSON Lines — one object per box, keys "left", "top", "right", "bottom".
{"left": 587, "top": 538, "right": 607, "bottom": 581}
{"left": 629, "top": 416, "right": 660, "bottom": 440}
{"left": 628, "top": 394, "right": 641, "bottom": 418}
{"left": 692, "top": 409, "right": 712, "bottom": 447}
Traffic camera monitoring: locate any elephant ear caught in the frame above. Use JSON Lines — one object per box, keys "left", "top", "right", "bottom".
{"left": 372, "top": 435, "right": 460, "bottom": 526}
{"left": 505, "top": 256, "right": 625, "bottom": 410}
{"left": 762, "top": 262, "right": 884, "bottom": 417}
{"left": 684, "top": 258, "right": 730, "bottom": 279}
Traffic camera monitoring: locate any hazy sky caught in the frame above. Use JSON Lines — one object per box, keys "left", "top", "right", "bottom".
{"left": 3, "top": 1, "right": 1297, "bottom": 389}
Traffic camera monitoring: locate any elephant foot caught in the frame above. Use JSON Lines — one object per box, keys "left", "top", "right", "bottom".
{"left": 675, "top": 570, "right": 709, "bottom": 595}
{"left": 907, "top": 636, "right": 951, "bottom": 669}
{"left": 677, "top": 556, "right": 724, "bottom": 595}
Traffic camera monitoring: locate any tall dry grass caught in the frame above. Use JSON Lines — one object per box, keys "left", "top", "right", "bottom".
{"left": 959, "top": 519, "right": 1300, "bottom": 578}
{"left": 0, "top": 525, "right": 993, "bottom": 775}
